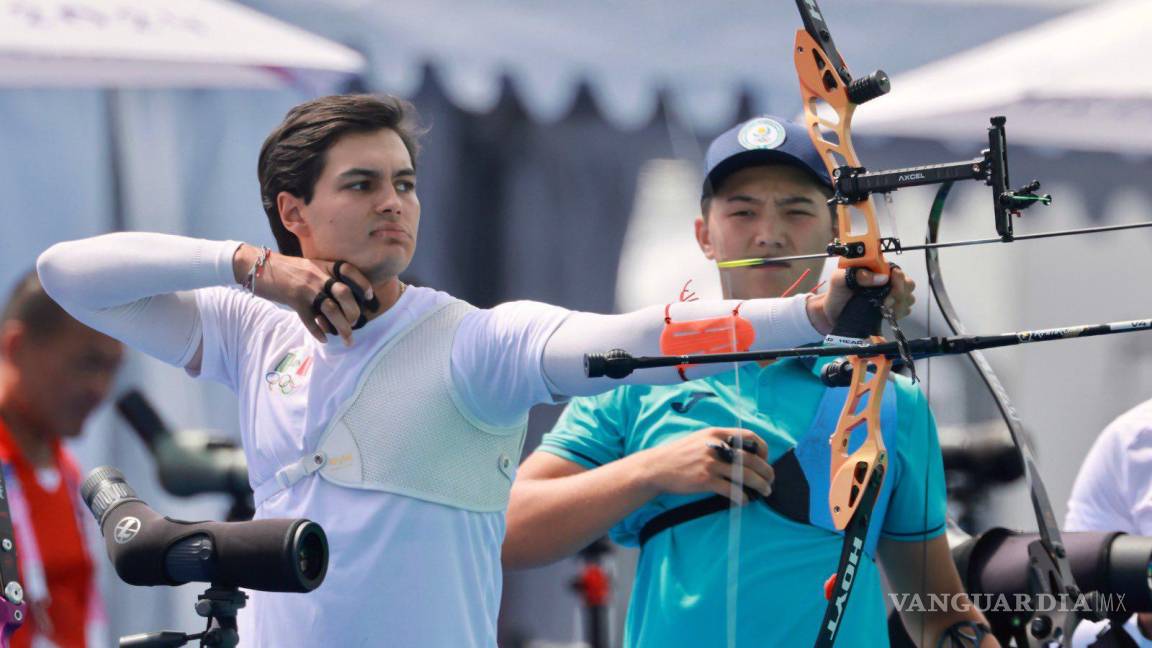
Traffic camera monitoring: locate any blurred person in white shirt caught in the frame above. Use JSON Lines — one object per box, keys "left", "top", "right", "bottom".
{"left": 1067, "top": 399, "right": 1152, "bottom": 646}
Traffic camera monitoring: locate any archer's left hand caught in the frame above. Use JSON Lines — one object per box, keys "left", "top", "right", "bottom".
{"left": 881, "top": 264, "right": 916, "bottom": 319}
{"left": 810, "top": 264, "right": 916, "bottom": 334}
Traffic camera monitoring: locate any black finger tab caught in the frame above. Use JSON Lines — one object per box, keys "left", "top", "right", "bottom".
{"left": 341, "top": 278, "right": 369, "bottom": 330}
{"left": 725, "top": 435, "right": 759, "bottom": 456}
{"left": 311, "top": 292, "right": 337, "bottom": 336}
{"left": 331, "top": 259, "right": 377, "bottom": 329}
{"left": 311, "top": 291, "right": 328, "bottom": 315}
{"left": 708, "top": 443, "right": 735, "bottom": 464}
{"left": 327, "top": 275, "right": 368, "bottom": 329}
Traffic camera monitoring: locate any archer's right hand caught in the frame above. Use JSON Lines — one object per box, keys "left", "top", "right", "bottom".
{"left": 233, "top": 244, "right": 375, "bottom": 346}
{"left": 640, "top": 427, "right": 774, "bottom": 505}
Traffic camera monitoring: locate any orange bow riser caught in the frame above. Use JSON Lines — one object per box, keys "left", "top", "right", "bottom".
{"left": 793, "top": 14, "right": 892, "bottom": 537}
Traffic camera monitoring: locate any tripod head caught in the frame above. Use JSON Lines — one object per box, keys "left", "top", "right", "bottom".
{"left": 119, "top": 585, "right": 247, "bottom": 648}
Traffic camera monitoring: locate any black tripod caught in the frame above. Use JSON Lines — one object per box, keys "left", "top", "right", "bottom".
{"left": 119, "top": 585, "right": 248, "bottom": 648}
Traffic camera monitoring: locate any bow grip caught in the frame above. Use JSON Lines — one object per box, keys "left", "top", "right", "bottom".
{"left": 829, "top": 276, "right": 889, "bottom": 340}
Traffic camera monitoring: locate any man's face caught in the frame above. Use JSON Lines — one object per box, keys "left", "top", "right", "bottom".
{"left": 696, "top": 164, "right": 834, "bottom": 300}
{"left": 282, "top": 128, "right": 419, "bottom": 281}
{"left": 7, "top": 319, "right": 123, "bottom": 439}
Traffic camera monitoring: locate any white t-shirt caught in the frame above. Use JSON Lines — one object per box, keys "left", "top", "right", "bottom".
{"left": 1067, "top": 399, "right": 1152, "bottom": 534}
{"left": 194, "top": 284, "right": 567, "bottom": 648}
{"left": 1067, "top": 399, "right": 1152, "bottom": 647}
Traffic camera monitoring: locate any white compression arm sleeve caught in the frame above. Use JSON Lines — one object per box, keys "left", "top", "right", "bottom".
{"left": 37, "top": 232, "right": 242, "bottom": 367}
{"left": 542, "top": 294, "right": 821, "bottom": 397}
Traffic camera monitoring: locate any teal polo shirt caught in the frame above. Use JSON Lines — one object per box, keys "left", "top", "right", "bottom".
{"left": 539, "top": 357, "right": 946, "bottom": 648}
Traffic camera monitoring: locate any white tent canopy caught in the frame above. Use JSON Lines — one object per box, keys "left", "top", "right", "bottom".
{"left": 851, "top": 0, "right": 1152, "bottom": 154}
{"left": 0, "top": 0, "right": 364, "bottom": 89}
{"left": 242, "top": 0, "right": 1073, "bottom": 132}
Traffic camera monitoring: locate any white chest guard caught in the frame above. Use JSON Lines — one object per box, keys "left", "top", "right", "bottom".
{"left": 253, "top": 300, "right": 528, "bottom": 512}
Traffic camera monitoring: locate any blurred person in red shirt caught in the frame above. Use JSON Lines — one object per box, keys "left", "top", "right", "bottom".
{"left": 0, "top": 269, "right": 122, "bottom": 647}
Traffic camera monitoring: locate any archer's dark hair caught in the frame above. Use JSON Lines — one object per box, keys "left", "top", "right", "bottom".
{"left": 257, "top": 94, "right": 424, "bottom": 257}
{"left": 2, "top": 269, "right": 72, "bottom": 340}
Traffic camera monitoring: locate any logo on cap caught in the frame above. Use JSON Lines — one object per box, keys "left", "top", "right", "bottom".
{"left": 737, "top": 118, "right": 786, "bottom": 151}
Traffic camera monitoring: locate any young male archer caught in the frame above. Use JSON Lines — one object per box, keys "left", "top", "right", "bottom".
{"left": 503, "top": 116, "right": 997, "bottom": 647}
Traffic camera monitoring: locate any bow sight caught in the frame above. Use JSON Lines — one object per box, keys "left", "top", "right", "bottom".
{"left": 829, "top": 116, "right": 1051, "bottom": 253}
{"left": 796, "top": 0, "right": 1049, "bottom": 259}
{"left": 713, "top": 8, "right": 1152, "bottom": 279}
{"left": 798, "top": 0, "right": 1047, "bottom": 250}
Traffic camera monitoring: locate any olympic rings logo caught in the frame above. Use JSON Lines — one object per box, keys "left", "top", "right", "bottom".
{"left": 265, "top": 371, "right": 300, "bottom": 395}
{"left": 265, "top": 348, "right": 313, "bottom": 396}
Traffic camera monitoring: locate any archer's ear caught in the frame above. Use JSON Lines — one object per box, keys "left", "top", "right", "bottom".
{"left": 278, "top": 191, "right": 309, "bottom": 239}
{"left": 695, "top": 216, "right": 715, "bottom": 260}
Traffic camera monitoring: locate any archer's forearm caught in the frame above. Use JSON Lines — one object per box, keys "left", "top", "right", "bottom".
{"left": 541, "top": 295, "right": 821, "bottom": 397}
{"left": 503, "top": 452, "right": 659, "bottom": 569}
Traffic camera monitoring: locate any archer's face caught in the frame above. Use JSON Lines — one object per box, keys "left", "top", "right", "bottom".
{"left": 281, "top": 128, "right": 420, "bottom": 281}
{"left": 696, "top": 165, "right": 834, "bottom": 300}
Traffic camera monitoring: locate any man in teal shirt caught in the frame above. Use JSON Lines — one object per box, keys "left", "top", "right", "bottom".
{"left": 504, "top": 116, "right": 996, "bottom": 647}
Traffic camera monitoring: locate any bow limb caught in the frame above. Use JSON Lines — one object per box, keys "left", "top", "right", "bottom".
{"left": 926, "top": 183, "right": 1086, "bottom": 646}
